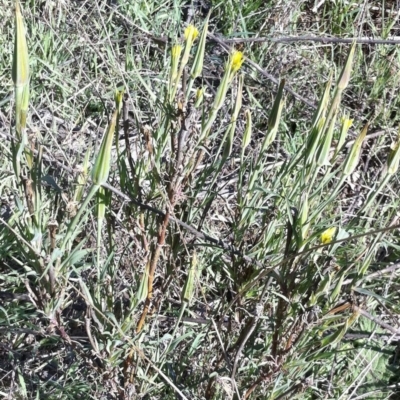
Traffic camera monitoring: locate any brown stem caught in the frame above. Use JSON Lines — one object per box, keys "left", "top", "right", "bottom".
{"left": 243, "top": 370, "right": 275, "bottom": 400}
{"left": 136, "top": 210, "right": 171, "bottom": 333}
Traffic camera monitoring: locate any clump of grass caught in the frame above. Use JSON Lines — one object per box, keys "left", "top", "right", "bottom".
{"left": 1, "top": 1, "right": 400, "bottom": 399}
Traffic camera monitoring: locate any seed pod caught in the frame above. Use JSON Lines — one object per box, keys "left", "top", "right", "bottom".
{"left": 169, "top": 44, "right": 182, "bottom": 90}
{"left": 74, "top": 148, "right": 91, "bottom": 203}
{"left": 114, "top": 87, "right": 124, "bottom": 114}
{"left": 137, "top": 260, "right": 150, "bottom": 302}
{"left": 194, "top": 87, "right": 204, "bottom": 108}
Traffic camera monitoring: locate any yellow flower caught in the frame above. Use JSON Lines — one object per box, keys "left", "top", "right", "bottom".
{"left": 321, "top": 227, "right": 336, "bottom": 244}
{"left": 184, "top": 25, "right": 199, "bottom": 43}
{"left": 171, "top": 44, "right": 182, "bottom": 59}
{"left": 340, "top": 117, "right": 353, "bottom": 131}
{"left": 230, "top": 50, "right": 244, "bottom": 73}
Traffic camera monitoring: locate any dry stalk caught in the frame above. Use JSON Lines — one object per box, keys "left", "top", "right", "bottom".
{"left": 136, "top": 95, "right": 195, "bottom": 333}
{"left": 136, "top": 209, "right": 171, "bottom": 333}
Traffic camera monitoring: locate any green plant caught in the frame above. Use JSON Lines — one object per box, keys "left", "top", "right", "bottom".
{"left": 1, "top": 1, "right": 400, "bottom": 399}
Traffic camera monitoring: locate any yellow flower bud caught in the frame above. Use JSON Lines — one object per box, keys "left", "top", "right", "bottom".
{"left": 171, "top": 44, "right": 182, "bottom": 59}
{"left": 169, "top": 44, "right": 182, "bottom": 94}
{"left": 334, "top": 116, "right": 353, "bottom": 157}
{"left": 195, "top": 87, "right": 204, "bottom": 107}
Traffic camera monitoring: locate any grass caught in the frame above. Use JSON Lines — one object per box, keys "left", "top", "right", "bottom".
{"left": 1, "top": 0, "right": 400, "bottom": 399}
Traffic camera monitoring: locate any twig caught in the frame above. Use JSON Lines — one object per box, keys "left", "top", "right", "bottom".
{"left": 344, "top": 332, "right": 398, "bottom": 340}
{"left": 230, "top": 282, "right": 269, "bottom": 381}
{"left": 228, "top": 220, "right": 400, "bottom": 311}
{"left": 0, "top": 291, "right": 31, "bottom": 302}
{"left": 342, "top": 262, "right": 400, "bottom": 286}
{"left": 230, "top": 314, "right": 259, "bottom": 381}
{"left": 102, "top": 181, "right": 269, "bottom": 270}
{"left": 343, "top": 129, "right": 388, "bottom": 148}
{"left": 354, "top": 305, "right": 400, "bottom": 336}
{"left": 135, "top": 101, "right": 197, "bottom": 334}
{"left": 122, "top": 95, "right": 136, "bottom": 175}
{"left": 274, "top": 378, "right": 312, "bottom": 400}
{"left": 85, "top": 312, "right": 101, "bottom": 355}
{"left": 219, "top": 35, "right": 400, "bottom": 46}
{"left": 111, "top": 16, "right": 400, "bottom": 112}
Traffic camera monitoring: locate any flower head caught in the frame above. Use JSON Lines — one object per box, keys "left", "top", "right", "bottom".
{"left": 230, "top": 50, "right": 244, "bottom": 73}
{"left": 184, "top": 25, "right": 199, "bottom": 44}
{"left": 321, "top": 227, "right": 336, "bottom": 244}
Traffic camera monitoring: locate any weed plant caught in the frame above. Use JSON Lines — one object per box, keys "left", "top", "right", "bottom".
{"left": 1, "top": 1, "right": 400, "bottom": 399}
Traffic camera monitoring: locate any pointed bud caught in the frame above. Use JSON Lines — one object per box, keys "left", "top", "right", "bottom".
{"left": 242, "top": 109, "right": 252, "bottom": 149}
{"left": 190, "top": 14, "right": 209, "bottom": 80}
{"left": 343, "top": 123, "right": 368, "bottom": 175}
{"left": 182, "top": 252, "right": 198, "bottom": 304}
{"left": 91, "top": 110, "right": 117, "bottom": 185}
{"left": 387, "top": 129, "right": 400, "bottom": 175}
{"left": 337, "top": 42, "right": 356, "bottom": 91}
